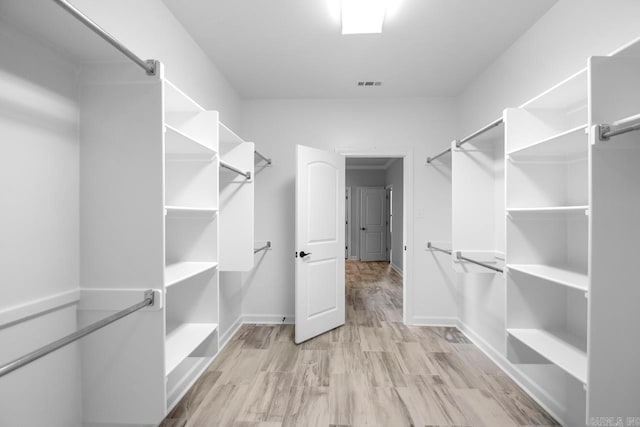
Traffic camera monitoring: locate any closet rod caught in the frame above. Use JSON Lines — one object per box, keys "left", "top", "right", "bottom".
{"left": 220, "top": 161, "right": 251, "bottom": 179}
{"left": 456, "top": 117, "right": 503, "bottom": 148}
{"left": 456, "top": 252, "right": 503, "bottom": 273}
{"left": 52, "top": 0, "right": 157, "bottom": 76}
{"left": 598, "top": 113, "right": 640, "bottom": 141}
{"left": 427, "top": 242, "right": 452, "bottom": 255}
{"left": 254, "top": 150, "right": 272, "bottom": 165}
{"left": 254, "top": 241, "right": 272, "bottom": 253}
{"left": 0, "top": 290, "right": 155, "bottom": 379}
{"left": 426, "top": 147, "right": 452, "bottom": 164}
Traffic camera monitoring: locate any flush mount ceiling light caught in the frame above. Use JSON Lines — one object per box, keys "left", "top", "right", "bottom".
{"left": 341, "top": 0, "right": 387, "bottom": 35}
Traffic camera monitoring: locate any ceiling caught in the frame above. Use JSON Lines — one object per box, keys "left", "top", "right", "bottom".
{"left": 163, "top": 0, "right": 557, "bottom": 99}
{"left": 346, "top": 157, "right": 397, "bottom": 170}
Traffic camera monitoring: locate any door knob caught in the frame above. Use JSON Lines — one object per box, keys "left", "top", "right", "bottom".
{"left": 361, "top": 227, "right": 366, "bottom": 231}
{"left": 299, "top": 251, "right": 311, "bottom": 258}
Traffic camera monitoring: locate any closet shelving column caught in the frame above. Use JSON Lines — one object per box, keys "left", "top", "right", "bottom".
{"left": 218, "top": 123, "right": 255, "bottom": 271}
{"left": 504, "top": 69, "right": 589, "bottom": 390}
{"left": 451, "top": 120, "right": 505, "bottom": 273}
{"left": 163, "top": 80, "right": 220, "bottom": 411}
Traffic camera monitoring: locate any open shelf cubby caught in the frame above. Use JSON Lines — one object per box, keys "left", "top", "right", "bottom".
{"left": 506, "top": 268, "right": 588, "bottom": 384}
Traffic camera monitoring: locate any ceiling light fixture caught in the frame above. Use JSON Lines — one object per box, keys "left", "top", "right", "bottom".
{"left": 341, "top": 0, "right": 386, "bottom": 35}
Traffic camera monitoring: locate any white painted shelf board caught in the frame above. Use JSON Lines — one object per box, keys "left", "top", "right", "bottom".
{"left": 507, "top": 264, "right": 588, "bottom": 291}
{"left": 507, "top": 328, "right": 587, "bottom": 384}
{"left": 165, "top": 262, "right": 218, "bottom": 288}
{"left": 219, "top": 122, "right": 245, "bottom": 145}
{"left": 507, "top": 125, "right": 588, "bottom": 160}
{"left": 164, "top": 80, "right": 204, "bottom": 113}
{"left": 165, "top": 323, "right": 218, "bottom": 374}
{"left": 165, "top": 206, "right": 218, "bottom": 216}
{"left": 521, "top": 69, "right": 587, "bottom": 111}
{"left": 506, "top": 206, "right": 589, "bottom": 214}
{"left": 165, "top": 125, "right": 216, "bottom": 158}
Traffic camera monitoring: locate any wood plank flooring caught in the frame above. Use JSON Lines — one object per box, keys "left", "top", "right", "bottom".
{"left": 161, "top": 260, "right": 559, "bottom": 427}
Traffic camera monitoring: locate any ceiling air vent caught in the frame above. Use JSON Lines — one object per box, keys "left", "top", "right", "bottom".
{"left": 357, "top": 81, "right": 382, "bottom": 87}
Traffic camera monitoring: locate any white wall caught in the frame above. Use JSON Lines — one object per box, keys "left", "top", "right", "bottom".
{"left": 0, "top": 23, "right": 82, "bottom": 427}
{"left": 455, "top": 1, "right": 640, "bottom": 425}
{"left": 240, "top": 97, "right": 459, "bottom": 325}
{"left": 385, "top": 159, "right": 404, "bottom": 273}
{"left": 345, "top": 169, "right": 387, "bottom": 259}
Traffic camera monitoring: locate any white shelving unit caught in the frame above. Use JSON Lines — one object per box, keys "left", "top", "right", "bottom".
{"left": 505, "top": 40, "right": 640, "bottom": 424}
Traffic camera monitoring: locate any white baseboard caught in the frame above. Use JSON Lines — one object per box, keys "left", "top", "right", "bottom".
{"left": 243, "top": 314, "right": 295, "bottom": 325}
{"left": 390, "top": 262, "right": 403, "bottom": 275}
{"left": 455, "top": 320, "right": 567, "bottom": 427}
{"left": 349, "top": 256, "right": 358, "bottom": 260}
{"left": 219, "top": 315, "right": 244, "bottom": 349}
{"left": 407, "top": 315, "right": 458, "bottom": 326}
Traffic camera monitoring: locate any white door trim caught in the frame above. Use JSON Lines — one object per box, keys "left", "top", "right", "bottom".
{"left": 335, "top": 148, "right": 412, "bottom": 325}
{"left": 345, "top": 187, "right": 351, "bottom": 259}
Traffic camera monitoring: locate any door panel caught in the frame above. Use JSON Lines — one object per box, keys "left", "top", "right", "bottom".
{"left": 295, "top": 145, "right": 345, "bottom": 344}
{"left": 359, "top": 188, "right": 386, "bottom": 261}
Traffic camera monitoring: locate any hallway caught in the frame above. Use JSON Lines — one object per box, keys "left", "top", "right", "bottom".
{"left": 161, "top": 261, "right": 559, "bottom": 426}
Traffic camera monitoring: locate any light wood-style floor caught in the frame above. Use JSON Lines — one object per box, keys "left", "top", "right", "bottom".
{"left": 161, "top": 260, "right": 559, "bottom": 427}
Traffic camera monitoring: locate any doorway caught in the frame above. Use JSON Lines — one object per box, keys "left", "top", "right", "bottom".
{"left": 345, "top": 156, "right": 405, "bottom": 323}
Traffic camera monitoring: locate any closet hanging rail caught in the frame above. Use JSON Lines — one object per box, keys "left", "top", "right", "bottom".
{"left": 254, "top": 241, "right": 272, "bottom": 253}
{"left": 220, "top": 161, "right": 251, "bottom": 179}
{"left": 254, "top": 150, "right": 272, "bottom": 166}
{"left": 597, "top": 113, "right": 640, "bottom": 141}
{"left": 0, "top": 290, "right": 155, "bottom": 379}
{"left": 427, "top": 117, "right": 503, "bottom": 164}
{"left": 427, "top": 242, "right": 452, "bottom": 255}
{"left": 456, "top": 117, "right": 503, "bottom": 148}
{"left": 52, "top": 0, "right": 157, "bottom": 76}
{"left": 427, "top": 147, "right": 452, "bottom": 164}
{"left": 456, "top": 252, "right": 503, "bottom": 273}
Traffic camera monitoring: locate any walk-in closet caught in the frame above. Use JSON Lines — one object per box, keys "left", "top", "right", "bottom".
{"left": 1, "top": 1, "right": 639, "bottom": 426}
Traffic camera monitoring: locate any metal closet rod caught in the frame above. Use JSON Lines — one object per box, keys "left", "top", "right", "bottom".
{"left": 427, "top": 117, "right": 503, "bottom": 164}
{"left": 456, "top": 252, "right": 503, "bottom": 273}
{"left": 220, "top": 161, "right": 251, "bottom": 179}
{"left": 52, "top": 0, "right": 157, "bottom": 76}
{"left": 456, "top": 117, "right": 504, "bottom": 148}
{"left": 0, "top": 290, "right": 155, "bottom": 379}
{"left": 254, "top": 241, "right": 272, "bottom": 253}
{"left": 427, "top": 242, "right": 452, "bottom": 255}
{"left": 254, "top": 150, "right": 272, "bottom": 165}
{"left": 598, "top": 113, "right": 640, "bottom": 141}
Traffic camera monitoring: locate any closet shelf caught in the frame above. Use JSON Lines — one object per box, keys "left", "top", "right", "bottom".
{"left": 165, "top": 125, "right": 216, "bottom": 158}
{"left": 165, "top": 262, "right": 218, "bottom": 288}
{"left": 506, "top": 206, "right": 588, "bottom": 214}
{"left": 165, "top": 323, "right": 218, "bottom": 374}
{"left": 165, "top": 206, "right": 218, "bottom": 216}
{"left": 164, "top": 80, "right": 205, "bottom": 114}
{"left": 507, "top": 328, "right": 587, "bottom": 384}
{"left": 219, "top": 122, "right": 245, "bottom": 145}
{"left": 507, "top": 125, "right": 588, "bottom": 161}
{"left": 521, "top": 69, "right": 587, "bottom": 111}
{"left": 507, "top": 264, "right": 588, "bottom": 291}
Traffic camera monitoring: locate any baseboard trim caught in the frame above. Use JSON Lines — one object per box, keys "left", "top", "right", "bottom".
{"left": 219, "top": 315, "right": 244, "bottom": 349}
{"left": 455, "top": 320, "right": 567, "bottom": 427}
{"left": 390, "top": 262, "right": 403, "bottom": 275}
{"left": 243, "top": 314, "right": 295, "bottom": 325}
{"left": 407, "top": 316, "right": 458, "bottom": 326}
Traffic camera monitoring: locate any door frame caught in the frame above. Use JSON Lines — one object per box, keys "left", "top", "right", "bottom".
{"left": 345, "top": 187, "right": 351, "bottom": 259}
{"left": 336, "top": 148, "right": 412, "bottom": 325}
{"left": 385, "top": 184, "right": 392, "bottom": 263}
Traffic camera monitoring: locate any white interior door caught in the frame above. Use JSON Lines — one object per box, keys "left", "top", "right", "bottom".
{"left": 295, "top": 145, "right": 345, "bottom": 344}
{"left": 359, "top": 187, "right": 387, "bottom": 261}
